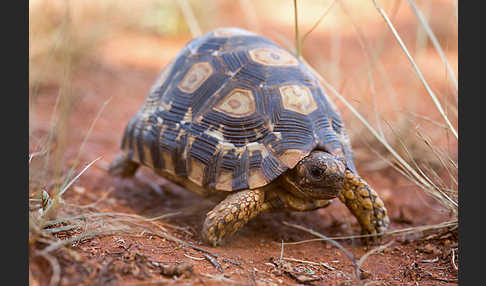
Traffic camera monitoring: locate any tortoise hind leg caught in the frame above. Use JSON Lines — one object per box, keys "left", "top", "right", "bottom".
{"left": 108, "top": 152, "right": 140, "bottom": 178}
{"left": 339, "top": 170, "right": 390, "bottom": 244}
{"left": 202, "top": 189, "right": 265, "bottom": 246}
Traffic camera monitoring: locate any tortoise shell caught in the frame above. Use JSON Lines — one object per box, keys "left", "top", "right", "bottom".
{"left": 120, "top": 27, "right": 356, "bottom": 193}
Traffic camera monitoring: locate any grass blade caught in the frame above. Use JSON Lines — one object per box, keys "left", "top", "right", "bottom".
{"left": 406, "top": 0, "right": 458, "bottom": 93}
{"left": 59, "top": 156, "right": 102, "bottom": 197}
{"left": 371, "top": 0, "right": 457, "bottom": 139}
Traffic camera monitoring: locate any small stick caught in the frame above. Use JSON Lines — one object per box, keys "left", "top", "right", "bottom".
{"left": 42, "top": 224, "right": 80, "bottom": 233}
{"left": 189, "top": 244, "right": 240, "bottom": 266}
{"left": 283, "top": 257, "right": 335, "bottom": 271}
{"left": 451, "top": 248, "right": 458, "bottom": 271}
{"left": 183, "top": 254, "right": 205, "bottom": 261}
{"left": 203, "top": 254, "right": 223, "bottom": 272}
{"left": 320, "top": 262, "right": 336, "bottom": 272}
{"left": 284, "top": 257, "right": 320, "bottom": 266}
{"left": 139, "top": 223, "right": 241, "bottom": 267}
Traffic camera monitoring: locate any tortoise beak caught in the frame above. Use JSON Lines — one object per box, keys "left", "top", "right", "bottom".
{"left": 307, "top": 182, "right": 342, "bottom": 199}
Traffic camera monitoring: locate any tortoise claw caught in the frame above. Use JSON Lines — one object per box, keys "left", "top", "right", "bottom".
{"left": 338, "top": 170, "right": 390, "bottom": 245}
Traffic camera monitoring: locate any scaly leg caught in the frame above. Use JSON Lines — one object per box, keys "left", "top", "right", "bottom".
{"left": 202, "top": 189, "right": 265, "bottom": 246}
{"left": 338, "top": 170, "right": 390, "bottom": 244}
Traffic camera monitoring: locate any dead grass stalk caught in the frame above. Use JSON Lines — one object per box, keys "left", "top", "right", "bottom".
{"left": 406, "top": 0, "right": 458, "bottom": 94}
{"left": 283, "top": 221, "right": 394, "bottom": 285}
{"left": 371, "top": 0, "right": 457, "bottom": 139}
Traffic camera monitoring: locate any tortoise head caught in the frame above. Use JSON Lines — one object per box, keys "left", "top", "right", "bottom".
{"left": 281, "top": 150, "right": 346, "bottom": 200}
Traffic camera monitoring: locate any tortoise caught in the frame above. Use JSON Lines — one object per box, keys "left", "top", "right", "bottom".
{"left": 108, "top": 27, "right": 390, "bottom": 246}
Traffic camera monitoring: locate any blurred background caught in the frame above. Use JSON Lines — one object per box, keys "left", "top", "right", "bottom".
{"left": 29, "top": 0, "right": 457, "bottom": 198}
{"left": 29, "top": 0, "right": 458, "bottom": 284}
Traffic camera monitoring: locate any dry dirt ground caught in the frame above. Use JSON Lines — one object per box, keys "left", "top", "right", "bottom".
{"left": 29, "top": 1, "right": 458, "bottom": 285}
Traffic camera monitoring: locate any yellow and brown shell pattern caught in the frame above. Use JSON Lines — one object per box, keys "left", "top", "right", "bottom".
{"left": 121, "top": 27, "right": 356, "bottom": 194}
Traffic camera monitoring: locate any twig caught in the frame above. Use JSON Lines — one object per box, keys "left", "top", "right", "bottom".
{"left": 127, "top": 220, "right": 241, "bottom": 266}
{"left": 279, "top": 240, "right": 284, "bottom": 265}
{"left": 183, "top": 254, "right": 205, "bottom": 261}
{"left": 203, "top": 253, "right": 223, "bottom": 272}
{"left": 43, "top": 224, "right": 80, "bottom": 233}
{"left": 451, "top": 248, "right": 458, "bottom": 271}
{"left": 282, "top": 257, "right": 336, "bottom": 271}
{"left": 283, "top": 257, "right": 320, "bottom": 266}
{"left": 321, "top": 262, "right": 336, "bottom": 271}
{"left": 421, "top": 257, "right": 439, "bottom": 263}
{"left": 188, "top": 244, "right": 240, "bottom": 266}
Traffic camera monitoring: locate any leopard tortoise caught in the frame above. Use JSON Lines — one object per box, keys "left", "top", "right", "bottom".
{"left": 108, "top": 27, "right": 390, "bottom": 246}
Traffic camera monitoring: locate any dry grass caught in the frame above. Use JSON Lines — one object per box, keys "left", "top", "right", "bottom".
{"left": 293, "top": 1, "right": 458, "bottom": 237}
{"left": 29, "top": 2, "right": 192, "bottom": 284}
{"left": 29, "top": 0, "right": 458, "bottom": 284}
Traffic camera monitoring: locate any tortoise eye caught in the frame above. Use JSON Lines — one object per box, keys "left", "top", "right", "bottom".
{"left": 309, "top": 165, "right": 324, "bottom": 179}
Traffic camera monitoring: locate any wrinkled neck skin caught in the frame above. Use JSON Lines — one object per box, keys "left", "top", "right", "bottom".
{"left": 279, "top": 150, "right": 347, "bottom": 200}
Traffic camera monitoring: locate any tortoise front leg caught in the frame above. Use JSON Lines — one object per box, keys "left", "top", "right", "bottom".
{"left": 339, "top": 170, "right": 390, "bottom": 243}
{"left": 202, "top": 189, "right": 265, "bottom": 246}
